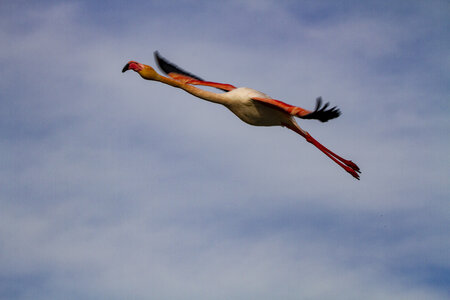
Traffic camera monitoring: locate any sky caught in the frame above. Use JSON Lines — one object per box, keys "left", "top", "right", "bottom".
{"left": 1, "top": 0, "right": 449, "bottom": 299}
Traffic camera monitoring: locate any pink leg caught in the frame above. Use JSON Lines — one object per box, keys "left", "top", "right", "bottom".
{"left": 283, "top": 123, "right": 361, "bottom": 180}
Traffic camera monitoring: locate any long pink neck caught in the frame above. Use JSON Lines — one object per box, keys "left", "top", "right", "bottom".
{"left": 156, "top": 74, "right": 229, "bottom": 105}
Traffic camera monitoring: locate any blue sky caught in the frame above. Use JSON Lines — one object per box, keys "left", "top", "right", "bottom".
{"left": 1, "top": 0, "right": 449, "bottom": 299}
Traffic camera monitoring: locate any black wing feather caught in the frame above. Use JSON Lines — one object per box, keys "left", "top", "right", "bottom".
{"left": 301, "top": 97, "right": 341, "bottom": 122}
{"left": 154, "top": 51, "right": 204, "bottom": 81}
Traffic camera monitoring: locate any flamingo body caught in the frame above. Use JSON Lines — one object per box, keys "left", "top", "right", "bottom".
{"left": 122, "top": 52, "right": 361, "bottom": 179}
{"left": 223, "top": 87, "right": 291, "bottom": 126}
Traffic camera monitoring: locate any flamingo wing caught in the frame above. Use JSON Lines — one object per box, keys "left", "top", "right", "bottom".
{"left": 251, "top": 96, "right": 341, "bottom": 122}
{"left": 154, "top": 51, "right": 236, "bottom": 92}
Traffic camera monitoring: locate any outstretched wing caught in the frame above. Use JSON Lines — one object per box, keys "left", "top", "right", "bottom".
{"left": 251, "top": 96, "right": 340, "bottom": 122}
{"left": 154, "top": 51, "right": 236, "bottom": 92}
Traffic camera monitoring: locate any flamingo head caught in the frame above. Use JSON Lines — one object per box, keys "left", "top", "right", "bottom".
{"left": 122, "top": 61, "right": 159, "bottom": 80}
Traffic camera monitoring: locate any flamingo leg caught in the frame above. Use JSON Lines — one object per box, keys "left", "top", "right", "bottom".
{"left": 283, "top": 123, "right": 361, "bottom": 180}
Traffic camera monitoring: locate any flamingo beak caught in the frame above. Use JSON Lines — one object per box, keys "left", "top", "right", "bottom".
{"left": 122, "top": 62, "right": 130, "bottom": 73}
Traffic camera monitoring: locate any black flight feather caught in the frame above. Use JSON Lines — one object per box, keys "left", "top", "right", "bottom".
{"left": 154, "top": 51, "right": 204, "bottom": 81}
{"left": 301, "top": 97, "right": 341, "bottom": 122}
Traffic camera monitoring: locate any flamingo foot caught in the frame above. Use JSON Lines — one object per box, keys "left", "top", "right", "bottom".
{"left": 343, "top": 160, "right": 361, "bottom": 173}
{"left": 345, "top": 166, "right": 360, "bottom": 180}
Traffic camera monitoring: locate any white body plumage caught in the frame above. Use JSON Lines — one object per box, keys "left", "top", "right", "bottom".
{"left": 223, "top": 87, "right": 293, "bottom": 126}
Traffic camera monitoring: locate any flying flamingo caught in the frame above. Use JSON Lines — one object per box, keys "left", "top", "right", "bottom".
{"left": 122, "top": 51, "right": 361, "bottom": 179}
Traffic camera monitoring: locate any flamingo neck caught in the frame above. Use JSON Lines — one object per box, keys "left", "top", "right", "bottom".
{"left": 156, "top": 75, "right": 229, "bottom": 105}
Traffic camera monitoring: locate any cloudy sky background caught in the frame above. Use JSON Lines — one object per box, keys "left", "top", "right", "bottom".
{"left": 1, "top": 0, "right": 449, "bottom": 299}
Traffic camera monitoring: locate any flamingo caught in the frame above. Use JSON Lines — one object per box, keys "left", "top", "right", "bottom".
{"left": 122, "top": 51, "right": 361, "bottom": 179}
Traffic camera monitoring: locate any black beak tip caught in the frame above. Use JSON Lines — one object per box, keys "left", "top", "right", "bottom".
{"left": 122, "top": 63, "right": 130, "bottom": 73}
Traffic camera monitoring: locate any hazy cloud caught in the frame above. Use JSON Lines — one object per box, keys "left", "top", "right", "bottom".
{"left": 1, "top": 1, "right": 449, "bottom": 299}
